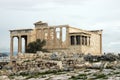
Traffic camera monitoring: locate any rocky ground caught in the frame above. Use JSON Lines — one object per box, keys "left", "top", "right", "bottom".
{"left": 0, "top": 53, "right": 120, "bottom": 80}
{"left": 0, "top": 68, "right": 120, "bottom": 80}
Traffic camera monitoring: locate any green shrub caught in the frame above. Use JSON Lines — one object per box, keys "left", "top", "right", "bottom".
{"left": 70, "top": 74, "right": 87, "bottom": 80}
{"left": 93, "top": 73, "right": 107, "bottom": 79}
{"left": 26, "top": 39, "right": 47, "bottom": 53}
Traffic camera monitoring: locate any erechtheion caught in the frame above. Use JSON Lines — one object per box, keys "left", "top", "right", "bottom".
{"left": 10, "top": 21, "right": 102, "bottom": 60}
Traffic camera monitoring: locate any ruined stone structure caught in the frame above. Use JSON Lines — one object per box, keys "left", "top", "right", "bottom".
{"left": 10, "top": 21, "right": 102, "bottom": 60}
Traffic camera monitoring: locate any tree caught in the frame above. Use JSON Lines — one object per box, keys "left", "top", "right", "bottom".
{"left": 26, "top": 39, "right": 47, "bottom": 53}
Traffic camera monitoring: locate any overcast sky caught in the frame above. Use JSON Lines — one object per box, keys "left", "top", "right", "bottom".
{"left": 0, "top": 0, "right": 120, "bottom": 53}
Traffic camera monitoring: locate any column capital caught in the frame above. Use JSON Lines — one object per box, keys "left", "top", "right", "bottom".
{"left": 54, "top": 27, "right": 56, "bottom": 29}
{"left": 10, "top": 35, "right": 14, "bottom": 38}
{"left": 18, "top": 35, "right": 21, "bottom": 37}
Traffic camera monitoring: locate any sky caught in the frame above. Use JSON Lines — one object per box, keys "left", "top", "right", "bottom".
{"left": 0, "top": 0, "right": 120, "bottom": 53}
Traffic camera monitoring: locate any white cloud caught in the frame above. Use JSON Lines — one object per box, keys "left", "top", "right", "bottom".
{"left": 109, "top": 42, "right": 120, "bottom": 46}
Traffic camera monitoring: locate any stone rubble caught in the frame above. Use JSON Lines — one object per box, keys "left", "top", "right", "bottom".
{"left": 0, "top": 52, "right": 120, "bottom": 80}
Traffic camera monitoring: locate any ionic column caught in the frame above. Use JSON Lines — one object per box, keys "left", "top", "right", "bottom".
{"left": 66, "top": 26, "right": 69, "bottom": 47}
{"left": 41, "top": 28, "right": 44, "bottom": 40}
{"left": 10, "top": 36, "right": 14, "bottom": 60}
{"left": 80, "top": 36, "right": 82, "bottom": 45}
{"left": 87, "top": 36, "right": 89, "bottom": 46}
{"left": 89, "top": 37, "right": 90, "bottom": 46}
{"left": 39, "top": 29, "right": 42, "bottom": 39}
{"left": 83, "top": 36, "right": 85, "bottom": 45}
{"left": 24, "top": 37, "right": 27, "bottom": 53}
{"left": 74, "top": 36, "right": 76, "bottom": 45}
{"left": 18, "top": 36, "right": 22, "bottom": 53}
{"left": 43, "top": 29, "right": 46, "bottom": 40}
{"left": 47, "top": 28, "right": 50, "bottom": 48}
{"left": 60, "top": 27, "right": 62, "bottom": 47}
{"left": 100, "top": 34, "right": 102, "bottom": 54}
{"left": 36, "top": 29, "right": 38, "bottom": 39}
{"left": 27, "top": 35, "right": 30, "bottom": 45}
{"left": 53, "top": 28, "right": 56, "bottom": 48}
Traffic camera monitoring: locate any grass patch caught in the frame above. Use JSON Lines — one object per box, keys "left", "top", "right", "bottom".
{"left": 26, "top": 73, "right": 40, "bottom": 79}
{"left": 108, "top": 71, "right": 120, "bottom": 76}
{"left": 8, "top": 70, "right": 63, "bottom": 79}
{"left": 70, "top": 74, "right": 87, "bottom": 80}
{"left": 93, "top": 73, "right": 108, "bottom": 79}
{"left": 108, "top": 73, "right": 113, "bottom": 76}
{"left": 25, "top": 70, "right": 63, "bottom": 79}
{"left": 39, "top": 70, "right": 62, "bottom": 75}
{"left": 84, "top": 69, "right": 90, "bottom": 72}
{"left": 113, "top": 72, "right": 120, "bottom": 74}
{"left": 8, "top": 75, "right": 14, "bottom": 79}
{"left": 55, "top": 72, "right": 66, "bottom": 75}
{"left": 22, "top": 60, "right": 30, "bottom": 63}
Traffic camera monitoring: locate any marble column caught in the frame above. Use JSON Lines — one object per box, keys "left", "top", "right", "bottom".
{"left": 60, "top": 27, "right": 62, "bottom": 47}
{"left": 24, "top": 37, "right": 27, "bottom": 53}
{"left": 74, "top": 36, "right": 76, "bottom": 45}
{"left": 100, "top": 34, "right": 102, "bottom": 54}
{"left": 27, "top": 35, "right": 30, "bottom": 45}
{"left": 39, "top": 29, "right": 42, "bottom": 39}
{"left": 87, "top": 36, "right": 89, "bottom": 46}
{"left": 47, "top": 28, "right": 50, "bottom": 48}
{"left": 66, "top": 27, "right": 69, "bottom": 47}
{"left": 80, "top": 36, "right": 82, "bottom": 45}
{"left": 53, "top": 27, "right": 56, "bottom": 48}
{"left": 41, "top": 28, "right": 44, "bottom": 40}
{"left": 89, "top": 37, "right": 90, "bottom": 46}
{"left": 18, "top": 36, "right": 22, "bottom": 53}
{"left": 84, "top": 36, "right": 86, "bottom": 45}
{"left": 10, "top": 36, "right": 14, "bottom": 60}
{"left": 41, "top": 28, "right": 45, "bottom": 40}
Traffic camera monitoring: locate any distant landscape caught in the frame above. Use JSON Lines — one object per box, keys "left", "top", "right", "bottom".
{"left": 0, "top": 52, "right": 17, "bottom": 56}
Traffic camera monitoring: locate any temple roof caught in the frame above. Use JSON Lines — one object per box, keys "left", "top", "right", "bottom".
{"left": 9, "top": 29, "right": 33, "bottom": 32}
{"left": 34, "top": 21, "right": 43, "bottom": 25}
{"left": 34, "top": 21, "right": 48, "bottom": 27}
{"left": 69, "top": 32, "right": 91, "bottom": 35}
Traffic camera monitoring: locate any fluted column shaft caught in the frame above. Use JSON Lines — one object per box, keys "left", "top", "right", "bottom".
{"left": 89, "top": 37, "right": 90, "bottom": 46}
{"left": 80, "top": 36, "right": 82, "bottom": 45}
{"left": 18, "top": 36, "right": 22, "bottom": 53}
{"left": 87, "top": 36, "right": 89, "bottom": 46}
{"left": 41, "top": 28, "right": 44, "bottom": 40}
{"left": 47, "top": 28, "right": 50, "bottom": 48}
{"left": 54, "top": 28, "right": 56, "bottom": 48}
{"left": 84, "top": 36, "right": 86, "bottom": 45}
{"left": 100, "top": 34, "right": 102, "bottom": 54}
{"left": 74, "top": 36, "right": 76, "bottom": 45}
{"left": 10, "top": 36, "right": 14, "bottom": 60}
{"left": 60, "top": 27, "right": 62, "bottom": 47}
{"left": 66, "top": 27, "right": 69, "bottom": 47}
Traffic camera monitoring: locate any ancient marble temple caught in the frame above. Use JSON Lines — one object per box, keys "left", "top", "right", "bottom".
{"left": 10, "top": 21, "right": 102, "bottom": 58}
